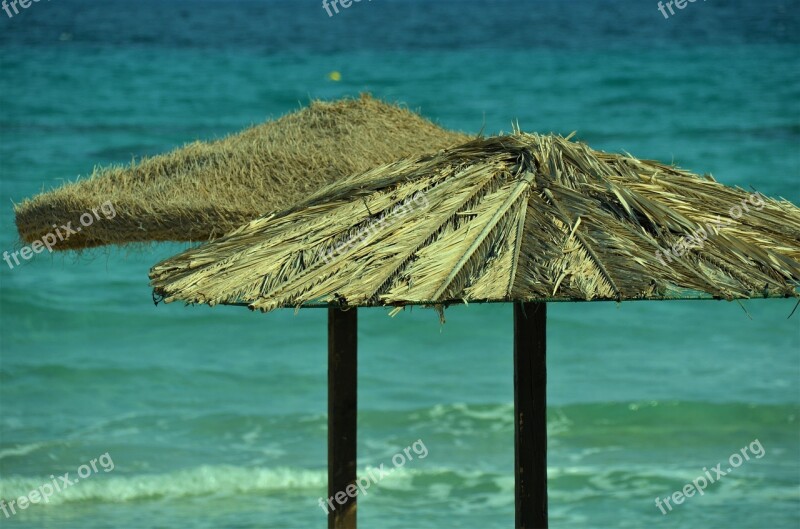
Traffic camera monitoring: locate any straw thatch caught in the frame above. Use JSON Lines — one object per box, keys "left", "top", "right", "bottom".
{"left": 150, "top": 133, "right": 800, "bottom": 311}
{"left": 14, "top": 94, "right": 469, "bottom": 250}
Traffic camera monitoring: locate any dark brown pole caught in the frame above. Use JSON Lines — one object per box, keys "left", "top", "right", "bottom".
{"left": 328, "top": 307, "right": 358, "bottom": 529}
{"left": 514, "top": 302, "right": 548, "bottom": 529}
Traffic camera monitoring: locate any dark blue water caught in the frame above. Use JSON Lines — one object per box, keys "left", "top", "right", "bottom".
{"left": 1, "top": 1, "right": 799, "bottom": 528}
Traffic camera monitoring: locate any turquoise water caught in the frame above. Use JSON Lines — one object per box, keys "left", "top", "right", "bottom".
{"left": 1, "top": 1, "right": 799, "bottom": 528}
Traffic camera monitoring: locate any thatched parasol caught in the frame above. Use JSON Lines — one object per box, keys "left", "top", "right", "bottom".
{"left": 150, "top": 133, "right": 800, "bottom": 529}
{"left": 151, "top": 133, "right": 800, "bottom": 307}
{"left": 14, "top": 94, "right": 469, "bottom": 250}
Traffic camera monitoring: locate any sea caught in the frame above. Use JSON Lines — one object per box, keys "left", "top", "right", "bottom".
{"left": 0, "top": 1, "right": 798, "bottom": 528}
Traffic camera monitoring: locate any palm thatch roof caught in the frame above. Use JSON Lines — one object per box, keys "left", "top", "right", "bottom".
{"left": 150, "top": 133, "right": 800, "bottom": 312}
{"left": 14, "top": 94, "right": 469, "bottom": 250}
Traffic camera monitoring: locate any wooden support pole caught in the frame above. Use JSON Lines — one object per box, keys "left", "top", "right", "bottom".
{"left": 513, "top": 302, "right": 548, "bottom": 529}
{"left": 328, "top": 307, "right": 358, "bottom": 529}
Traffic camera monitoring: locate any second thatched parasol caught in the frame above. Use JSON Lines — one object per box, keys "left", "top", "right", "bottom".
{"left": 14, "top": 94, "right": 469, "bottom": 250}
